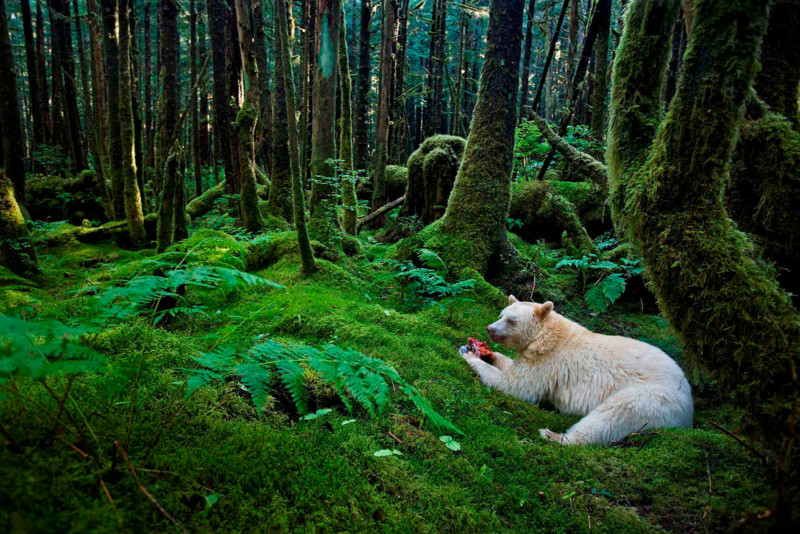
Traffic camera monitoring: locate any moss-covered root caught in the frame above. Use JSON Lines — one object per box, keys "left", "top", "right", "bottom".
{"left": 436, "top": 0, "right": 524, "bottom": 275}
{"left": 530, "top": 112, "right": 608, "bottom": 191}
{"left": 186, "top": 179, "right": 226, "bottom": 219}
{"left": 753, "top": 0, "right": 800, "bottom": 129}
{"left": 606, "top": 0, "right": 680, "bottom": 228}
{"left": 0, "top": 174, "right": 39, "bottom": 278}
{"left": 403, "top": 135, "right": 466, "bottom": 223}
{"left": 614, "top": 0, "right": 800, "bottom": 469}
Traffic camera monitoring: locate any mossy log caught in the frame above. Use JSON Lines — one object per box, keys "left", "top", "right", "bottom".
{"left": 25, "top": 171, "right": 107, "bottom": 224}
{"left": 0, "top": 174, "right": 39, "bottom": 278}
{"left": 402, "top": 135, "right": 466, "bottom": 223}
{"left": 609, "top": 0, "right": 800, "bottom": 470}
{"left": 185, "top": 179, "right": 269, "bottom": 219}
{"left": 509, "top": 181, "right": 597, "bottom": 255}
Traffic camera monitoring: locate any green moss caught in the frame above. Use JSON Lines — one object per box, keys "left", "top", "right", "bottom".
{"left": 403, "top": 135, "right": 465, "bottom": 224}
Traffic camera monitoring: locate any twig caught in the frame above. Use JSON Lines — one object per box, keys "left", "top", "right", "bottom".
{"left": 114, "top": 441, "right": 186, "bottom": 533}
{"left": 708, "top": 420, "right": 767, "bottom": 463}
{"left": 388, "top": 431, "right": 404, "bottom": 446}
{"left": 58, "top": 435, "right": 89, "bottom": 459}
{"left": 688, "top": 452, "right": 714, "bottom": 533}
{"left": 99, "top": 479, "right": 114, "bottom": 505}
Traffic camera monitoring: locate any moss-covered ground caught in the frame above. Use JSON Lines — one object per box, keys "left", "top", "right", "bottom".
{"left": 0, "top": 222, "right": 776, "bottom": 533}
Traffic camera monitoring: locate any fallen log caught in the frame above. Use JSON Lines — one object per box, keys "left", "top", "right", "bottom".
{"left": 357, "top": 195, "right": 405, "bottom": 232}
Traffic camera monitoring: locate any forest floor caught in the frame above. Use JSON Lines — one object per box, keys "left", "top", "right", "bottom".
{"left": 0, "top": 217, "right": 777, "bottom": 533}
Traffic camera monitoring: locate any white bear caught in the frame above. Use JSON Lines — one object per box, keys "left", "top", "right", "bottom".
{"left": 460, "top": 296, "right": 693, "bottom": 445}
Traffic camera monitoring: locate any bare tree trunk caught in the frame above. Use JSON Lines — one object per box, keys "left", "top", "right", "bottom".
{"left": 353, "top": 0, "right": 371, "bottom": 171}
{"left": 368, "top": 0, "right": 397, "bottom": 229}
{"left": 339, "top": 0, "right": 357, "bottom": 235}
{"left": 275, "top": 0, "right": 317, "bottom": 274}
{"left": 530, "top": 0, "right": 568, "bottom": 117}
{"left": 566, "top": 0, "right": 578, "bottom": 105}
{"left": 518, "top": 0, "right": 537, "bottom": 122}
{"left": 102, "top": 0, "right": 124, "bottom": 219}
{"left": 268, "top": 0, "right": 294, "bottom": 221}
{"left": 36, "top": 0, "right": 51, "bottom": 142}
{"left": 0, "top": 0, "right": 27, "bottom": 205}
{"left": 20, "top": 0, "right": 44, "bottom": 148}
{"left": 119, "top": 0, "right": 146, "bottom": 246}
{"left": 389, "top": 0, "right": 410, "bottom": 164}
{"left": 144, "top": 1, "right": 152, "bottom": 172}
{"left": 191, "top": 0, "right": 201, "bottom": 197}
{"left": 198, "top": 3, "right": 210, "bottom": 167}
{"left": 253, "top": 0, "right": 273, "bottom": 176}
{"left": 209, "top": 0, "right": 236, "bottom": 204}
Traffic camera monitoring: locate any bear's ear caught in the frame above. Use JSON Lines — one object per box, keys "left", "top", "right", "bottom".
{"left": 508, "top": 295, "right": 519, "bottom": 305}
{"left": 536, "top": 301, "right": 554, "bottom": 319}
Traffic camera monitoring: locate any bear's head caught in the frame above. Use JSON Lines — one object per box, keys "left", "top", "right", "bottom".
{"left": 486, "top": 295, "right": 553, "bottom": 349}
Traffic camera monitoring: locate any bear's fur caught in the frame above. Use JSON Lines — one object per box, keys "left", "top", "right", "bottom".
{"left": 461, "top": 296, "right": 693, "bottom": 445}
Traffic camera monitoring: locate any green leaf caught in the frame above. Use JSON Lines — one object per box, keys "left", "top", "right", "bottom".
{"left": 562, "top": 491, "right": 576, "bottom": 499}
{"left": 374, "top": 449, "right": 394, "bottom": 457}
{"left": 205, "top": 492, "right": 219, "bottom": 508}
{"left": 446, "top": 440, "right": 461, "bottom": 452}
{"left": 341, "top": 419, "right": 357, "bottom": 425}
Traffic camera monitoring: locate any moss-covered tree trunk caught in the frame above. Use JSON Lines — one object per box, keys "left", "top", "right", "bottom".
{"left": 589, "top": 1, "right": 610, "bottom": 143}
{"left": 276, "top": 0, "right": 317, "bottom": 274}
{"left": 308, "top": 0, "right": 342, "bottom": 242}
{"left": 118, "top": 0, "right": 147, "bottom": 247}
{"left": 367, "top": 0, "right": 397, "bottom": 229}
{"left": 20, "top": 0, "right": 44, "bottom": 149}
{"left": 234, "top": 0, "right": 265, "bottom": 233}
{"left": 102, "top": 0, "right": 123, "bottom": 219}
{"left": 174, "top": 154, "right": 189, "bottom": 242}
{"left": 753, "top": 0, "right": 800, "bottom": 129}
{"left": 353, "top": 0, "right": 371, "bottom": 171}
{"left": 608, "top": 0, "right": 800, "bottom": 480}
{"left": 0, "top": 0, "right": 27, "bottom": 206}
{"left": 157, "top": 151, "right": 179, "bottom": 253}
{"left": 268, "top": 1, "right": 294, "bottom": 222}
{"left": 0, "top": 174, "right": 38, "bottom": 278}
{"left": 338, "top": 2, "right": 357, "bottom": 236}
{"left": 209, "top": 0, "right": 236, "bottom": 202}
{"left": 433, "top": 0, "right": 525, "bottom": 275}
{"left": 253, "top": 0, "right": 273, "bottom": 178}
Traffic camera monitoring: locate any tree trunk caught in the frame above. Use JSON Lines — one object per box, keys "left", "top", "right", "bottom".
{"left": 309, "top": 0, "right": 342, "bottom": 242}
{"left": 20, "top": 0, "right": 44, "bottom": 148}
{"left": 339, "top": 0, "right": 357, "bottom": 236}
{"left": 530, "top": 0, "right": 568, "bottom": 116}
{"left": 234, "top": 0, "right": 265, "bottom": 233}
{"left": 609, "top": 0, "right": 800, "bottom": 475}
{"left": 191, "top": 0, "right": 201, "bottom": 198}
{"left": 434, "top": 0, "right": 525, "bottom": 275}
{"left": 36, "top": 0, "right": 51, "bottom": 142}
{"left": 353, "top": 0, "right": 371, "bottom": 171}
{"left": 566, "top": 0, "right": 578, "bottom": 105}
{"left": 102, "top": 0, "right": 124, "bottom": 219}
{"left": 144, "top": 1, "right": 152, "bottom": 172}
{"left": 389, "top": 0, "right": 410, "bottom": 164}
{"left": 86, "top": 0, "right": 111, "bottom": 219}
{"left": 368, "top": 0, "right": 397, "bottom": 228}
{"left": 198, "top": 4, "right": 210, "bottom": 168}
{"left": 118, "top": 0, "right": 147, "bottom": 246}
{"left": 518, "top": 0, "right": 537, "bottom": 123}
{"left": 590, "top": 0, "right": 611, "bottom": 142}
{"left": 0, "top": 0, "right": 28, "bottom": 205}
{"left": 156, "top": 0, "right": 180, "bottom": 249}
{"left": 0, "top": 174, "right": 38, "bottom": 278}
{"left": 225, "top": 0, "right": 243, "bottom": 203}
{"left": 253, "top": 0, "right": 273, "bottom": 177}
{"left": 174, "top": 153, "right": 188, "bottom": 241}
{"left": 275, "top": 0, "right": 317, "bottom": 274}
{"left": 753, "top": 0, "right": 800, "bottom": 129}
{"left": 209, "top": 0, "right": 236, "bottom": 205}
{"left": 424, "top": 0, "right": 445, "bottom": 139}
{"left": 268, "top": 0, "right": 294, "bottom": 221}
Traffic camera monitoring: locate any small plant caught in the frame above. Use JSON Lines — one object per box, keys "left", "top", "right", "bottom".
{"left": 555, "top": 249, "right": 644, "bottom": 313}
{"left": 506, "top": 218, "right": 523, "bottom": 231}
{"left": 183, "top": 338, "right": 463, "bottom": 435}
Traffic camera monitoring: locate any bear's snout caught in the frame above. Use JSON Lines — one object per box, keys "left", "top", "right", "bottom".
{"left": 487, "top": 324, "right": 503, "bottom": 342}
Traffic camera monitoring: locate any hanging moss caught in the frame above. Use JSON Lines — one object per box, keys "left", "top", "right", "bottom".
{"left": 728, "top": 112, "right": 800, "bottom": 302}
{"left": 609, "top": 0, "right": 800, "bottom": 469}
{"left": 403, "top": 135, "right": 466, "bottom": 224}
{"left": 0, "top": 174, "right": 39, "bottom": 278}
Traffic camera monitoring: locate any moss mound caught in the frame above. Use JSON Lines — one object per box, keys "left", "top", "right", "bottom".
{"left": 357, "top": 165, "right": 408, "bottom": 202}
{"left": 25, "top": 171, "right": 107, "bottom": 224}
{"left": 403, "top": 135, "right": 467, "bottom": 224}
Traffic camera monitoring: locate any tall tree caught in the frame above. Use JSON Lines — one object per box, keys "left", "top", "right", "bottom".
{"left": 233, "top": 0, "right": 264, "bottom": 232}
{"left": 423, "top": 0, "right": 446, "bottom": 138}
{"left": 338, "top": 0, "right": 357, "bottom": 235}
{"left": 102, "top": 0, "right": 124, "bottom": 219}
{"left": 389, "top": 0, "right": 410, "bottom": 163}
{"left": 518, "top": 0, "right": 537, "bottom": 122}
{"left": 119, "top": 0, "right": 146, "bottom": 245}
{"left": 35, "top": 0, "right": 50, "bottom": 140}
{"left": 253, "top": 0, "right": 273, "bottom": 176}
{"left": 191, "top": 0, "right": 201, "bottom": 197}
{"left": 590, "top": 0, "right": 611, "bottom": 142}
{"left": 434, "top": 0, "right": 524, "bottom": 275}
{"left": 209, "top": 0, "right": 237, "bottom": 201}
{"left": 565, "top": 0, "right": 578, "bottom": 106}
{"left": 529, "top": 0, "right": 568, "bottom": 117}
{"left": 275, "top": 0, "right": 317, "bottom": 274}
{"left": 144, "top": 0, "right": 152, "bottom": 171}
{"left": 0, "top": 0, "right": 27, "bottom": 204}
{"left": 353, "top": 0, "right": 371, "bottom": 171}
{"left": 20, "top": 0, "right": 44, "bottom": 148}
{"left": 368, "top": 0, "right": 397, "bottom": 228}
{"left": 309, "top": 0, "right": 342, "bottom": 241}
{"left": 268, "top": 0, "right": 294, "bottom": 221}
{"left": 198, "top": 2, "right": 210, "bottom": 167}
{"left": 156, "top": 0, "right": 180, "bottom": 252}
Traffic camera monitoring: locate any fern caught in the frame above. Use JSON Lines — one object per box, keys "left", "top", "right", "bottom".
{"left": 417, "top": 248, "right": 447, "bottom": 273}
{"left": 184, "top": 337, "right": 463, "bottom": 435}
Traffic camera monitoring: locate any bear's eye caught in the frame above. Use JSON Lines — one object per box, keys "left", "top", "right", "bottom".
{"left": 507, "top": 318, "right": 516, "bottom": 325}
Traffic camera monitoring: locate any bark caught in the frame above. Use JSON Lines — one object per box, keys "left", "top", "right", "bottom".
{"left": 518, "top": 0, "right": 537, "bottom": 123}
{"left": 119, "top": 0, "right": 146, "bottom": 246}
{"left": 191, "top": 0, "right": 201, "bottom": 197}
{"left": 453, "top": 10, "right": 467, "bottom": 136}
{"left": 566, "top": 0, "right": 578, "bottom": 105}
{"left": 339, "top": 1, "right": 357, "bottom": 236}
{"left": 358, "top": 195, "right": 405, "bottom": 231}
{"left": 590, "top": 0, "right": 611, "bottom": 142}
{"left": 102, "top": 0, "right": 124, "bottom": 219}
{"left": 353, "top": 0, "right": 371, "bottom": 171}
{"left": 20, "top": 0, "right": 44, "bottom": 147}
{"left": 234, "top": 0, "right": 265, "bottom": 233}
{"left": 253, "top": 0, "right": 273, "bottom": 176}
{"left": 225, "top": 0, "right": 243, "bottom": 200}
{"left": 268, "top": 0, "right": 294, "bottom": 221}
{"left": 389, "top": 0, "right": 409, "bottom": 164}
{"left": 530, "top": 0, "right": 568, "bottom": 116}
{"left": 144, "top": 1, "right": 152, "bottom": 170}
{"left": 368, "top": 0, "right": 397, "bottom": 229}
{"left": 36, "top": 0, "right": 50, "bottom": 140}
{"left": 0, "top": 0, "right": 27, "bottom": 204}
{"left": 424, "top": 0, "right": 446, "bottom": 138}
{"left": 434, "top": 0, "right": 525, "bottom": 275}
{"left": 0, "top": 174, "right": 38, "bottom": 278}
{"left": 309, "top": 0, "right": 342, "bottom": 242}
{"left": 209, "top": 0, "right": 236, "bottom": 204}
{"left": 753, "top": 0, "right": 800, "bottom": 129}
{"left": 48, "top": 0, "right": 86, "bottom": 172}
{"left": 276, "top": 0, "right": 317, "bottom": 274}
{"left": 157, "top": 152, "right": 179, "bottom": 253}
{"left": 198, "top": 3, "right": 210, "bottom": 167}
{"left": 174, "top": 153, "right": 188, "bottom": 241}
{"left": 609, "top": 0, "right": 800, "bottom": 473}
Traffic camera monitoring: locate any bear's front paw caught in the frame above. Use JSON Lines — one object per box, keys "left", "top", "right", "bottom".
{"left": 539, "top": 428, "right": 566, "bottom": 444}
{"left": 459, "top": 347, "right": 478, "bottom": 360}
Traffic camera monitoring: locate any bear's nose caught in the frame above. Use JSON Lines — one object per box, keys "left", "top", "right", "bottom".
{"left": 486, "top": 325, "right": 495, "bottom": 335}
